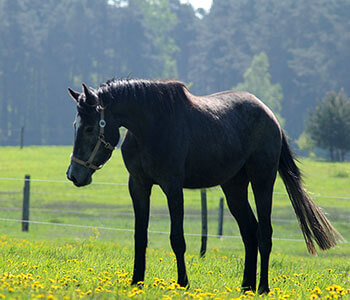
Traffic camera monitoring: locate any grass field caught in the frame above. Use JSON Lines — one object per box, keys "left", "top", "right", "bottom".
{"left": 0, "top": 146, "right": 349, "bottom": 299}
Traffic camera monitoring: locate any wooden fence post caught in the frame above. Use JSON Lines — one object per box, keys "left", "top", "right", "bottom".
{"left": 200, "top": 189, "right": 207, "bottom": 257}
{"left": 217, "top": 197, "right": 224, "bottom": 238}
{"left": 20, "top": 126, "right": 24, "bottom": 149}
{"left": 22, "top": 174, "right": 30, "bottom": 232}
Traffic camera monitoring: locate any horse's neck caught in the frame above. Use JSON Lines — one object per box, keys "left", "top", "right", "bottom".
{"left": 109, "top": 89, "right": 157, "bottom": 139}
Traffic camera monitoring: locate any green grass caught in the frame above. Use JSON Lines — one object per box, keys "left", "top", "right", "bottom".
{"left": 0, "top": 146, "right": 349, "bottom": 299}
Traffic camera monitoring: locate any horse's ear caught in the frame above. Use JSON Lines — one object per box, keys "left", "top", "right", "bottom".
{"left": 82, "top": 83, "right": 97, "bottom": 106}
{"left": 68, "top": 88, "right": 80, "bottom": 102}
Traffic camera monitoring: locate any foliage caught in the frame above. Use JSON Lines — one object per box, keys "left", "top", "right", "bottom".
{"left": 0, "top": 0, "right": 349, "bottom": 146}
{"left": 190, "top": 0, "right": 350, "bottom": 136}
{"left": 296, "top": 131, "right": 316, "bottom": 158}
{"left": 233, "top": 52, "right": 284, "bottom": 126}
{"left": 307, "top": 89, "right": 350, "bottom": 161}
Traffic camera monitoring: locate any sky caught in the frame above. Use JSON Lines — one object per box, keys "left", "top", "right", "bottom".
{"left": 180, "top": 0, "right": 212, "bottom": 12}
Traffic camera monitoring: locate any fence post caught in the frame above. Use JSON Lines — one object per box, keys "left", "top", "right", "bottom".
{"left": 217, "top": 197, "right": 224, "bottom": 238}
{"left": 22, "top": 174, "right": 30, "bottom": 232}
{"left": 20, "top": 126, "right": 24, "bottom": 149}
{"left": 200, "top": 189, "right": 207, "bottom": 257}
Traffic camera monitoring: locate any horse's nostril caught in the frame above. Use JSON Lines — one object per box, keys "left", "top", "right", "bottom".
{"left": 71, "top": 176, "right": 78, "bottom": 184}
{"left": 67, "top": 173, "right": 78, "bottom": 184}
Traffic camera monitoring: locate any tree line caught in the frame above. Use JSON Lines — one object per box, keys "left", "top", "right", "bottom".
{"left": 0, "top": 0, "right": 349, "bottom": 155}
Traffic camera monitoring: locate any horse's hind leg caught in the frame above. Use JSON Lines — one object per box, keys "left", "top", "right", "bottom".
{"left": 221, "top": 168, "right": 258, "bottom": 292}
{"left": 249, "top": 163, "right": 277, "bottom": 294}
{"left": 161, "top": 181, "right": 188, "bottom": 287}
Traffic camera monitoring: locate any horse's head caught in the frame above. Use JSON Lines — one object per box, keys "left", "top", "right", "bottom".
{"left": 66, "top": 83, "right": 119, "bottom": 187}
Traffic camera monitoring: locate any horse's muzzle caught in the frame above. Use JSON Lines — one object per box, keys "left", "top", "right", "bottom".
{"left": 66, "top": 164, "right": 92, "bottom": 187}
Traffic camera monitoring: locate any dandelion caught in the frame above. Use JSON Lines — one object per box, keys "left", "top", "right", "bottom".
{"left": 245, "top": 290, "right": 255, "bottom": 296}
{"left": 312, "top": 286, "right": 322, "bottom": 295}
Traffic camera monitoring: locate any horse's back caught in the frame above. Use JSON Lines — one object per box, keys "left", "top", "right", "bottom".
{"left": 121, "top": 88, "right": 282, "bottom": 189}
{"left": 182, "top": 90, "right": 282, "bottom": 188}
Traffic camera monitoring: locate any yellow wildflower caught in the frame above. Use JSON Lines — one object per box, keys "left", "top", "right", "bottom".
{"left": 312, "top": 286, "right": 322, "bottom": 295}
{"left": 245, "top": 290, "right": 255, "bottom": 296}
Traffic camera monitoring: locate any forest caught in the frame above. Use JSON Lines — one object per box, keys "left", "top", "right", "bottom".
{"left": 0, "top": 0, "right": 349, "bottom": 146}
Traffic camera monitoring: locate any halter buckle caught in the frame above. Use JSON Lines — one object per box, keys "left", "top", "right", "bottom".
{"left": 99, "top": 119, "right": 106, "bottom": 128}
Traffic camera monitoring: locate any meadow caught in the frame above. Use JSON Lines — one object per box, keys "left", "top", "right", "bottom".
{"left": 0, "top": 146, "right": 349, "bottom": 299}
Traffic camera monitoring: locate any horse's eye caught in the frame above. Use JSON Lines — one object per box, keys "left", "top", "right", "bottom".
{"left": 85, "top": 126, "right": 94, "bottom": 133}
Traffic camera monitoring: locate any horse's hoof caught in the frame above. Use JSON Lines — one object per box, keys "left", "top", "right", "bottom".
{"left": 178, "top": 277, "right": 189, "bottom": 289}
{"left": 131, "top": 279, "right": 144, "bottom": 287}
{"left": 241, "top": 286, "right": 256, "bottom": 293}
{"left": 258, "top": 286, "right": 270, "bottom": 295}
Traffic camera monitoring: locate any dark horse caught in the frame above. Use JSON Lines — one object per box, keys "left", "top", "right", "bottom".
{"left": 66, "top": 79, "right": 342, "bottom": 294}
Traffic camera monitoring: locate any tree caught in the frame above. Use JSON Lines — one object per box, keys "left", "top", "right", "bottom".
{"left": 233, "top": 52, "right": 284, "bottom": 126}
{"left": 133, "top": 0, "right": 179, "bottom": 78}
{"left": 169, "top": 0, "right": 198, "bottom": 83}
{"left": 307, "top": 89, "right": 350, "bottom": 161}
{"left": 296, "top": 132, "right": 316, "bottom": 158}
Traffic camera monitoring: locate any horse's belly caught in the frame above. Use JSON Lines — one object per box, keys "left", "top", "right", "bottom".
{"left": 182, "top": 158, "right": 244, "bottom": 189}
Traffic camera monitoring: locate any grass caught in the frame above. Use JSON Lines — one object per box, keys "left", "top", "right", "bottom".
{"left": 0, "top": 146, "right": 349, "bottom": 299}
{"left": 0, "top": 234, "right": 349, "bottom": 299}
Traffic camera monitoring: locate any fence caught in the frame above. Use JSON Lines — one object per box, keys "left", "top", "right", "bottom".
{"left": 0, "top": 127, "right": 126, "bottom": 147}
{"left": 0, "top": 176, "right": 229, "bottom": 256}
{"left": 0, "top": 176, "right": 349, "bottom": 253}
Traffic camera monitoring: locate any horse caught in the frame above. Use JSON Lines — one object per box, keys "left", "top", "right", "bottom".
{"left": 66, "top": 79, "right": 342, "bottom": 294}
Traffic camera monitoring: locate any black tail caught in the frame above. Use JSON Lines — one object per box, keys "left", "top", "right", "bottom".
{"left": 278, "top": 132, "right": 343, "bottom": 255}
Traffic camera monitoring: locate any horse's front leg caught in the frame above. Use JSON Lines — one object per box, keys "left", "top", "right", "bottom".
{"left": 129, "top": 175, "right": 152, "bottom": 285}
{"left": 161, "top": 181, "right": 188, "bottom": 287}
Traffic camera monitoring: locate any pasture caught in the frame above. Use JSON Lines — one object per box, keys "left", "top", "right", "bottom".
{"left": 0, "top": 146, "right": 349, "bottom": 299}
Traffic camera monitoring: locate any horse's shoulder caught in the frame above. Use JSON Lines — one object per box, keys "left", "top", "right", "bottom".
{"left": 121, "top": 131, "right": 138, "bottom": 161}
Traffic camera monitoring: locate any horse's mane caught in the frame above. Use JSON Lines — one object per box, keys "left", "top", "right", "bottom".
{"left": 96, "top": 78, "right": 192, "bottom": 112}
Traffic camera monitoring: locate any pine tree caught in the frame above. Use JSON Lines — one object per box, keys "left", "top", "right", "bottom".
{"left": 233, "top": 52, "right": 284, "bottom": 126}
{"left": 307, "top": 89, "right": 350, "bottom": 161}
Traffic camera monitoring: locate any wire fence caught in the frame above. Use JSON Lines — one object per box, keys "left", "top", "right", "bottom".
{"left": 0, "top": 176, "right": 349, "bottom": 243}
{"left": 0, "top": 217, "right": 311, "bottom": 243}
{"left": 3, "top": 176, "right": 350, "bottom": 200}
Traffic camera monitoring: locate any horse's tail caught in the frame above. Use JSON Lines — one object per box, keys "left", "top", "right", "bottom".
{"left": 278, "top": 132, "right": 343, "bottom": 255}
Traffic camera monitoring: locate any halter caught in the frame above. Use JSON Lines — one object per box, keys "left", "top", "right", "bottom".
{"left": 71, "top": 107, "right": 115, "bottom": 170}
